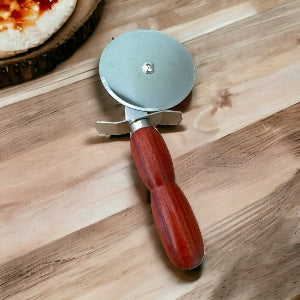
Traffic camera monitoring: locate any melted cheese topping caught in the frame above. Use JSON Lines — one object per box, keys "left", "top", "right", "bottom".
{"left": 0, "top": 0, "right": 58, "bottom": 32}
{"left": 0, "top": 0, "right": 76, "bottom": 58}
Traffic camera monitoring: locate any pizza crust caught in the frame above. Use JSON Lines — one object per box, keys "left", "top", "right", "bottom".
{"left": 0, "top": 0, "right": 77, "bottom": 59}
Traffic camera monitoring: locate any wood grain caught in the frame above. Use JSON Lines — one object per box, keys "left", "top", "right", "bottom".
{"left": 0, "top": 0, "right": 104, "bottom": 88}
{"left": 131, "top": 126, "right": 204, "bottom": 270}
{"left": 0, "top": 0, "right": 299, "bottom": 299}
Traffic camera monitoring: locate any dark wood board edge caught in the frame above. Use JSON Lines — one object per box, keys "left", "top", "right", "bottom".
{"left": 0, "top": 0, "right": 104, "bottom": 88}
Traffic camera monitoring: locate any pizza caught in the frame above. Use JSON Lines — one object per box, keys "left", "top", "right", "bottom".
{"left": 0, "top": 0, "right": 77, "bottom": 58}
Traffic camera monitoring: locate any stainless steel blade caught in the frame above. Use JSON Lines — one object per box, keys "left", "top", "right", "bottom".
{"left": 99, "top": 30, "right": 194, "bottom": 112}
{"left": 125, "top": 106, "right": 147, "bottom": 121}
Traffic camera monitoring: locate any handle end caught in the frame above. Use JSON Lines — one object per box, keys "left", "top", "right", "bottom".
{"left": 151, "top": 183, "right": 204, "bottom": 270}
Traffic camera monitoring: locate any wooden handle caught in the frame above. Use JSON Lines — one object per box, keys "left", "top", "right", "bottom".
{"left": 130, "top": 126, "right": 204, "bottom": 270}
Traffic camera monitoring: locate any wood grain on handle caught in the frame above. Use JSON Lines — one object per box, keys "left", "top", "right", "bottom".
{"left": 130, "top": 126, "right": 204, "bottom": 270}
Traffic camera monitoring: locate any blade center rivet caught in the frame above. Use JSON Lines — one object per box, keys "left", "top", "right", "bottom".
{"left": 141, "top": 62, "right": 155, "bottom": 74}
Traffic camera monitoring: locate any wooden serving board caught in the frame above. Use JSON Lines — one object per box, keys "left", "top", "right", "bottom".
{"left": 0, "top": 0, "right": 104, "bottom": 88}
{"left": 0, "top": 0, "right": 299, "bottom": 299}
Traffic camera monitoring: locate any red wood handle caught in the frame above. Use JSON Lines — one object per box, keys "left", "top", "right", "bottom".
{"left": 130, "top": 126, "right": 204, "bottom": 270}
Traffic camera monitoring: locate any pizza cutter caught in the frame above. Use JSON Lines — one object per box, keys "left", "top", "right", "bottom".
{"left": 96, "top": 30, "right": 204, "bottom": 270}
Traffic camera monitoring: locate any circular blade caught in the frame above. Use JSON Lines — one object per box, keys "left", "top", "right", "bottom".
{"left": 99, "top": 30, "right": 195, "bottom": 112}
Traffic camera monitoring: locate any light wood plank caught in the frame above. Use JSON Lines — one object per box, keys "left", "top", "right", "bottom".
{"left": 0, "top": 104, "right": 299, "bottom": 299}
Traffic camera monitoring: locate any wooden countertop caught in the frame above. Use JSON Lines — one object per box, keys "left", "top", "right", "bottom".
{"left": 0, "top": 0, "right": 299, "bottom": 299}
